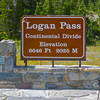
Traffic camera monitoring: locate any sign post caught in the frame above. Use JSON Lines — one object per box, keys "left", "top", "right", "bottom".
{"left": 21, "top": 16, "right": 85, "bottom": 66}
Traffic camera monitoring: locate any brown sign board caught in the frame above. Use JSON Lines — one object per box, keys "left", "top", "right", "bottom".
{"left": 21, "top": 16, "right": 86, "bottom": 60}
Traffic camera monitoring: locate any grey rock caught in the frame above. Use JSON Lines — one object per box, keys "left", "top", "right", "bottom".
{"left": 0, "top": 89, "right": 99, "bottom": 100}
{"left": 80, "top": 72, "right": 100, "bottom": 81}
{"left": 23, "top": 73, "right": 46, "bottom": 82}
{"left": 0, "top": 40, "right": 16, "bottom": 72}
{"left": 7, "top": 97, "right": 67, "bottom": 100}
{"left": 68, "top": 72, "right": 80, "bottom": 81}
{"left": 0, "top": 72, "right": 22, "bottom": 83}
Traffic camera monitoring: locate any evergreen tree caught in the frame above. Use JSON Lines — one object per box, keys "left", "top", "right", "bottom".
{"left": 0, "top": 0, "right": 99, "bottom": 44}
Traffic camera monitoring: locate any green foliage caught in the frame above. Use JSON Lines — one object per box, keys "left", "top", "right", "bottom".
{"left": 35, "top": 0, "right": 49, "bottom": 15}
{"left": 0, "top": 0, "right": 100, "bottom": 45}
{"left": 0, "top": 32, "right": 9, "bottom": 40}
{"left": 0, "top": 0, "right": 7, "bottom": 30}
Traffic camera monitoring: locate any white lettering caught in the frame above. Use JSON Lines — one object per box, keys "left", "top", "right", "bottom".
{"left": 56, "top": 49, "right": 70, "bottom": 53}
{"left": 25, "top": 34, "right": 60, "bottom": 39}
{"left": 60, "top": 22, "right": 66, "bottom": 29}
{"left": 44, "top": 48, "right": 51, "bottom": 53}
{"left": 29, "top": 48, "right": 42, "bottom": 53}
{"left": 26, "top": 22, "right": 32, "bottom": 29}
{"left": 62, "top": 34, "right": 81, "bottom": 39}
{"left": 60, "top": 22, "right": 81, "bottom": 29}
{"left": 72, "top": 48, "right": 78, "bottom": 53}
{"left": 40, "top": 42, "right": 67, "bottom": 47}
{"left": 26, "top": 22, "right": 56, "bottom": 31}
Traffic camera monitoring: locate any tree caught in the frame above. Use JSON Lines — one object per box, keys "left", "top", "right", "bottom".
{"left": 0, "top": 0, "right": 10, "bottom": 40}
{"left": 0, "top": 0, "right": 100, "bottom": 45}
{"left": 35, "top": 0, "right": 49, "bottom": 15}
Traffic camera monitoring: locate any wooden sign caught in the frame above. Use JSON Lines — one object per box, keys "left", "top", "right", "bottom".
{"left": 21, "top": 16, "right": 85, "bottom": 60}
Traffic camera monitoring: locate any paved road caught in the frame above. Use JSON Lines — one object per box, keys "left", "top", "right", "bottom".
{"left": 0, "top": 89, "right": 99, "bottom": 100}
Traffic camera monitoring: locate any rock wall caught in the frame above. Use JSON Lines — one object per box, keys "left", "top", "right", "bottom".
{"left": 0, "top": 66, "right": 100, "bottom": 89}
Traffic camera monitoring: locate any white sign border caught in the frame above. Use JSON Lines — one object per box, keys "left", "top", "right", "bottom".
{"left": 22, "top": 16, "right": 85, "bottom": 60}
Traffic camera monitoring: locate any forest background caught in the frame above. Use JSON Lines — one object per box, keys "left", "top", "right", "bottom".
{"left": 0, "top": 0, "right": 100, "bottom": 66}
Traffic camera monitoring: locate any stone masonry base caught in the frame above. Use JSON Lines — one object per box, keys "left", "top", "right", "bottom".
{"left": 0, "top": 65, "right": 100, "bottom": 89}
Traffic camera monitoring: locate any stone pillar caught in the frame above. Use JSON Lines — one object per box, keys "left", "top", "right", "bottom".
{"left": 0, "top": 40, "right": 16, "bottom": 72}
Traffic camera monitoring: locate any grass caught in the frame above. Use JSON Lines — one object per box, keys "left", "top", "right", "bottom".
{"left": 16, "top": 40, "right": 100, "bottom": 66}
